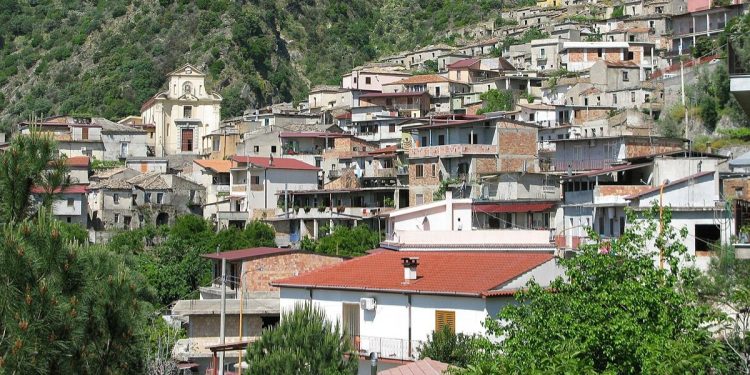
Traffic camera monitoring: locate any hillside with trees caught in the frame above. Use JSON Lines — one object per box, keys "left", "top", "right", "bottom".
{"left": 0, "top": 0, "right": 520, "bottom": 130}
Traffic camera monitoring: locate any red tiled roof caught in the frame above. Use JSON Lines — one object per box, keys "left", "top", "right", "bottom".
{"left": 334, "top": 112, "right": 352, "bottom": 120}
{"left": 603, "top": 60, "right": 639, "bottom": 68}
{"left": 379, "top": 358, "right": 450, "bottom": 375}
{"left": 359, "top": 91, "right": 431, "bottom": 99}
{"left": 201, "top": 247, "right": 294, "bottom": 261}
{"left": 231, "top": 156, "right": 320, "bottom": 171}
{"left": 624, "top": 171, "right": 714, "bottom": 200}
{"left": 65, "top": 156, "right": 90, "bottom": 168}
{"left": 272, "top": 251, "right": 553, "bottom": 296}
{"left": 473, "top": 201, "right": 556, "bottom": 213}
{"left": 368, "top": 145, "right": 398, "bottom": 155}
{"left": 30, "top": 184, "right": 88, "bottom": 194}
{"left": 447, "top": 58, "right": 481, "bottom": 70}
{"left": 386, "top": 74, "right": 456, "bottom": 85}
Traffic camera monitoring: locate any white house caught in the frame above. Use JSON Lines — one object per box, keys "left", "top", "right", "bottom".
{"left": 141, "top": 64, "right": 222, "bottom": 157}
{"left": 219, "top": 156, "right": 319, "bottom": 228}
{"left": 383, "top": 192, "right": 557, "bottom": 252}
{"left": 273, "top": 250, "right": 563, "bottom": 361}
{"left": 32, "top": 184, "right": 89, "bottom": 226}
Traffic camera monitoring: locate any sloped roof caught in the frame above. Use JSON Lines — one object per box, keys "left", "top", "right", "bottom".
{"left": 194, "top": 159, "right": 232, "bottom": 174}
{"left": 386, "top": 74, "right": 457, "bottom": 85}
{"left": 272, "top": 251, "right": 554, "bottom": 296}
{"left": 201, "top": 247, "right": 294, "bottom": 261}
{"left": 93, "top": 117, "right": 146, "bottom": 134}
{"left": 128, "top": 171, "right": 169, "bottom": 190}
{"left": 65, "top": 156, "right": 90, "bottom": 168}
{"left": 448, "top": 58, "right": 481, "bottom": 70}
{"left": 379, "top": 358, "right": 450, "bottom": 375}
{"left": 232, "top": 156, "right": 319, "bottom": 171}
{"left": 30, "top": 184, "right": 88, "bottom": 194}
{"left": 624, "top": 171, "right": 714, "bottom": 200}
{"left": 90, "top": 178, "right": 133, "bottom": 190}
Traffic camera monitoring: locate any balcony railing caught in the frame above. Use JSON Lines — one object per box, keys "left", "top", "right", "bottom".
{"left": 216, "top": 211, "right": 249, "bottom": 221}
{"left": 231, "top": 185, "right": 246, "bottom": 193}
{"left": 374, "top": 168, "right": 396, "bottom": 177}
{"left": 553, "top": 159, "right": 616, "bottom": 172}
{"left": 409, "top": 144, "right": 497, "bottom": 158}
{"left": 353, "top": 335, "right": 423, "bottom": 361}
{"left": 214, "top": 184, "right": 230, "bottom": 193}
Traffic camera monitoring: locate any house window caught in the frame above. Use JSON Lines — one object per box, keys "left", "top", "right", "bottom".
{"left": 540, "top": 48, "right": 545, "bottom": 57}
{"left": 631, "top": 92, "right": 636, "bottom": 102}
{"left": 82, "top": 127, "right": 89, "bottom": 140}
{"left": 183, "top": 82, "right": 192, "bottom": 95}
{"left": 120, "top": 142, "right": 128, "bottom": 157}
{"left": 431, "top": 164, "right": 437, "bottom": 177}
{"left": 124, "top": 216, "right": 131, "bottom": 227}
{"left": 389, "top": 123, "right": 396, "bottom": 133}
{"left": 420, "top": 136, "right": 427, "bottom": 147}
{"left": 584, "top": 98, "right": 589, "bottom": 106}
{"left": 435, "top": 86, "right": 441, "bottom": 97}
{"left": 622, "top": 71, "right": 629, "bottom": 81}
{"left": 435, "top": 310, "right": 456, "bottom": 333}
{"left": 253, "top": 145, "right": 260, "bottom": 153}
{"left": 529, "top": 113, "right": 535, "bottom": 121}
{"left": 597, "top": 48, "right": 603, "bottom": 58}
{"left": 271, "top": 146, "right": 277, "bottom": 153}
{"left": 613, "top": 94, "right": 618, "bottom": 104}
{"left": 157, "top": 193, "right": 164, "bottom": 204}
{"left": 365, "top": 77, "right": 371, "bottom": 85}
{"left": 114, "top": 213, "right": 120, "bottom": 224}
{"left": 113, "top": 194, "right": 119, "bottom": 204}
{"left": 415, "top": 164, "right": 424, "bottom": 178}
{"left": 626, "top": 51, "right": 634, "bottom": 61}
{"left": 213, "top": 137, "right": 220, "bottom": 151}
{"left": 181, "top": 128, "right": 194, "bottom": 152}
{"left": 145, "top": 193, "right": 151, "bottom": 203}
{"left": 251, "top": 176, "right": 261, "bottom": 185}
{"left": 438, "top": 135, "right": 445, "bottom": 145}
{"left": 67, "top": 198, "right": 74, "bottom": 207}
{"left": 468, "top": 133, "right": 478, "bottom": 144}
{"left": 183, "top": 106, "right": 192, "bottom": 118}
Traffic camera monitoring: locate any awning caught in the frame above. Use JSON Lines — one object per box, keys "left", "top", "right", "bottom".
{"left": 473, "top": 202, "right": 556, "bottom": 213}
{"left": 176, "top": 362, "right": 199, "bottom": 370}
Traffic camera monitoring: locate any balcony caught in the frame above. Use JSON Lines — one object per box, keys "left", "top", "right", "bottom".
{"left": 374, "top": 168, "right": 396, "bottom": 178}
{"left": 553, "top": 159, "right": 616, "bottom": 172}
{"left": 285, "top": 206, "right": 394, "bottom": 219}
{"left": 729, "top": 43, "right": 750, "bottom": 116}
{"left": 231, "top": 185, "right": 246, "bottom": 194}
{"left": 353, "top": 335, "right": 423, "bottom": 361}
{"left": 214, "top": 184, "right": 230, "bottom": 193}
{"left": 409, "top": 144, "right": 497, "bottom": 159}
{"left": 216, "top": 211, "right": 249, "bottom": 221}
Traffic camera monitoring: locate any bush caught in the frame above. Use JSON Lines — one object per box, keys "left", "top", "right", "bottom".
{"left": 419, "top": 326, "right": 478, "bottom": 368}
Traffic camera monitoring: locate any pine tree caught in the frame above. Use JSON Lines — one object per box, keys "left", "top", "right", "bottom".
{"left": 245, "top": 303, "right": 358, "bottom": 374}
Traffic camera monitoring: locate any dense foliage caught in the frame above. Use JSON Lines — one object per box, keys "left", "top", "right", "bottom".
{"left": 301, "top": 224, "right": 380, "bottom": 257}
{"left": 245, "top": 303, "right": 358, "bottom": 374}
{"left": 477, "top": 89, "right": 514, "bottom": 114}
{"left": 109, "top": 215, "right": 276, "bottom": 306}
{"left": 419, "top": 326, "right": 479, "bottom": 368}
{"left": 0, "top": 0, "right": 525, "bottom": 128}
{"left": 459, "top": 206, "right": 729, "bottom": 374}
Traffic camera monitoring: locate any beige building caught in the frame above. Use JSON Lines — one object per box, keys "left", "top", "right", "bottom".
{"left": 141, "top": 64, "right": 222, "bottom": 157}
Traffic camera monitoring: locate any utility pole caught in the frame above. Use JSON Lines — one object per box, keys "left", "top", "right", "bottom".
{"left": 219, "top": 258, "right": 226, "bottom": 375}
{"left": 679, "top": 46, "right": 688, "bottom": 138}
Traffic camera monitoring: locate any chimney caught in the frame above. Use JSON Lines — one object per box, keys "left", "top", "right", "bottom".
{"left": 402, "top": 257, "right": 419, "bottom": 281}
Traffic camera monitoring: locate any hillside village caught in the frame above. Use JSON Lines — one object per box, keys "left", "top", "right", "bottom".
{"left": 8, "top": 0, "right": 750, "bottom": 373}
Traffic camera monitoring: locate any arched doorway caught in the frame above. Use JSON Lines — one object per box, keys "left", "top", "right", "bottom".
{"left": 156, "top": 212, "right": 169, "bottom": 226}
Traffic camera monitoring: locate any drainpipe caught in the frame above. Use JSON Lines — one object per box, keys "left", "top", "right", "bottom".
{"left": 407, "top": 294, "right": 413, "bottom": 359}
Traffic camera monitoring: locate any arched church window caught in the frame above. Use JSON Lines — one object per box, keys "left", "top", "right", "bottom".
{"left": 183, "top": 82, "right": 192, "bottom": 95}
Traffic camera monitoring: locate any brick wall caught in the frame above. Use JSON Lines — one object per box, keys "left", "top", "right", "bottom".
{"left": 596, "top": 185, "right": 651, "bottom": 197}
{"left": 241, "top": 252, "right": 345, "bottom": 292}
{"left": 190, "top": 314, "right": 263, "bottom": 339}
{"left": 409, "top": 158, "right": 441, "bottom": 206}
{"left": 624, "top": 138, "right": 683, "bottom": 158}
{"left": 723, "top": 178, "right": 750, "bottom": 201}
{"left": 497, "top": 122, "right": 538, "bottom": 173}
{"left": 569, "top": 49, "right": 585, "bottom": 62}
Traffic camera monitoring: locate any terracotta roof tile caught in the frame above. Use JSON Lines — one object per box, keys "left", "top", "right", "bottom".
{"left": 65, "top": 156, "right": 90, "bottom": 168}
{"left": 194, "top": 159, "right": 232, "bottom": 174}
{"left": 272, "top": 251, "right": 553, "bottom": 296}
{"left": 448, "top": 58, "right": 481, "bottom": 69}
{"left": 379, "top": 358, "right": 450, "bottom": 375}
{"left": 31, "top": 184, "right": 88, "bottom": 194}
{"left": 386, "top": 74, "right": 455, "bottom": 85}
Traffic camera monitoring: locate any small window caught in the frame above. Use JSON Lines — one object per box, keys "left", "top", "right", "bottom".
{"left": 124, "top": 216, "right": 131, "bottom": 227}
{"left": 431, "top": 164, "right": 436, "bottom": 177}
{"left": 438, "top": 135, "right": 445, "bottom": 145}
{"left": 66, "top": 217, "right": 71, "bottom": 223}
{"left": 529, "top": 113, "right": 535, "bottom": 121}
{"left": 415, "top": 164, "right": 424, "bottom": 178}
{"left": 420, "top": 136, "right": 427, "bottom": 147}
{"left": 213, "top": 137, "right": 220, "bottom": 151}
{"left": 622, "top": 71, "right": 629, "bottom": 81}
{"left": 157, "top": 193, "right": 164, "bottom": 204}
{"left": 631, "top": 92, "right": 636, "bottom": 102}
{"left": 113, "top": 194, "right": 119, "bottom": 204}
{"left": 613, "top": 94, "right": 618, "bottom": 104}
{"left": 435, "top": 310, "right": 456, "bottom": 333}
{"left": 251, "top": 176, "right": 261, "bottom": 185}
{"left": 365, "top": 77, "right": 371, "bottom": 84}
{"left": 597, "top": 49, "right": 603, "bottom": 58}
{"left": 253, "top": 146, "right": 260, "bottom": 153}
{"left": 389, "top": 123, "right": 396, "bottom": 133}
{"left": 67, "top": 198, "right": 74, "bottom": 207}
{"left": 114, "top": 213, "right": 120, "bottom": 224}
{"left": 271, "top": 146, "right": 277, "bottom": 153}
{"left": 183, "top": 106, "right": 192, "bottom": 118}
{"left": 82, "top": 127, "right": 89, "bottom": 140}
{"left": 540, "top": 48, "right": 545, "bottom": 57}
{"left": 145, "top": 193, "right": 151, "bottom": 203}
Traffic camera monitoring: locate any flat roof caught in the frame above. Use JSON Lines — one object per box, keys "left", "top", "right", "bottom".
{"left": 201, "top": 247, "right": 295, "bottom": 262}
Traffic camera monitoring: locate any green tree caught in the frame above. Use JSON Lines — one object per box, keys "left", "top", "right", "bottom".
{"left": 477, "top": 89, "right": 514, "bottom": 114}
{"left": 0, "top": 209, "right": 151, "bottom": 373}
{"left": 0, "top": 131, "right": 68, "bottom": 223}
{"left": 462, "top": 206, "right": 727, "bottom": 374}
{"left": 419, "top": 326, "right": 477, "bottom": 368}
{"left": 245, "top": 303, "right": 358, "bottom": 374}
{"left": 302, "top": 225, "right": 379, "bottom": 257}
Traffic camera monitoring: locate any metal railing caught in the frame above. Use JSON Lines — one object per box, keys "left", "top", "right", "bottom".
{"left": 353, "top": 335, "right": 423, "bottom": 361}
